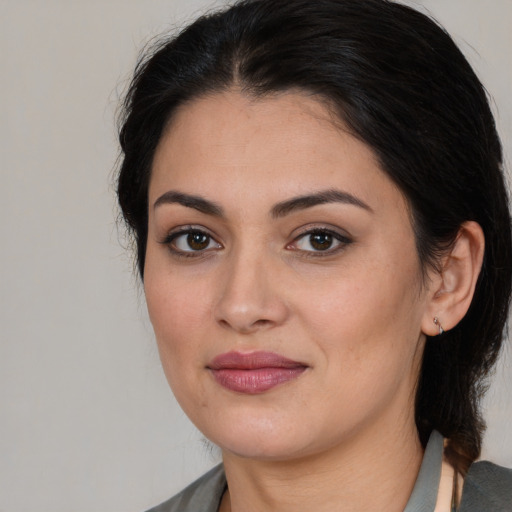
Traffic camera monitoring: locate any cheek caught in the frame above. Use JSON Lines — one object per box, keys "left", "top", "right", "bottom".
{"left": 298, "top": 266, "right": 423, "bottom": 428}
{"left": 143, "top": 253, "right": 215, "bottom": 384}
{"left": 146, "top": 275, "right": 211, "bottom": 350}
{"left": 144, "top": 271, "right": 215, "bottom": 415}
{"left": 297, "top": 246, "right": 424, "bottom": 368}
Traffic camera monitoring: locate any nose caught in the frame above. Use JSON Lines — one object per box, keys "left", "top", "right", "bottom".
{"left": 213, "top": 250, "right": 290, "bottom": 334}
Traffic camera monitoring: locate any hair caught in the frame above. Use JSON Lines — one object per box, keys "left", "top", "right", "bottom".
{"left": 117, "top": 0, "right": 512, "bottom": 474}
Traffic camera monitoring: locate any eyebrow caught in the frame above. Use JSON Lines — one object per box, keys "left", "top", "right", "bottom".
{"left": 153, "top": 191, "right": 224, "bottom": 217}
{"left": 153, "top": 188, "right": 372, "bottom": 218}
{"left": 271, "top": 189, "right": 372, "bottom": 218}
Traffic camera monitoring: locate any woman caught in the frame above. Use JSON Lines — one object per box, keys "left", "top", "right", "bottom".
{"left": 117, "top": 0, "right": 512, "bottom": 510}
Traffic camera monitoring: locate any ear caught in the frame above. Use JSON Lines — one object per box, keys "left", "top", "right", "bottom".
{"left": 421, "top": 221, "right": 485, "bottom": 336}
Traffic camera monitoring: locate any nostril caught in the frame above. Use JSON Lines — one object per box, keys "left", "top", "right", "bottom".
{"left": 213, "top": 274, "right": 290, "bottom": 333}
{"left": 217, "top": 317, "right": 273, "bottom": 333}
{"left": 253, "top": 319, "right": 271, "bottom": 328}
{"left": 218, "top": 319, "right": 231, "bottom": 329}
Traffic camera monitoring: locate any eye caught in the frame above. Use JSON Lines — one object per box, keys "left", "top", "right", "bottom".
{"left": 290, "top": 229, "right": 352, "bottom": 254}
{"left": 164, "top": 228, "right": 222, "bottom": 255}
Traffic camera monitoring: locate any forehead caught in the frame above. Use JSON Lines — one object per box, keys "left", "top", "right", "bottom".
{"left": 149, "top": 90, "right": 407, "bottom": 216}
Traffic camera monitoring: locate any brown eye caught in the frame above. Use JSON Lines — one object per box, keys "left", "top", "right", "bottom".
{"left": 167, "top": 229, "right": 221, "bottom": 254}
{"left": 309, "top": 232, "right": 333, "bottom": 250}
{"left": 291, "top": 228, "right": 352, "bottom": 254}
{"left": 187, "top": 232, "right": 210, "bottom": 250}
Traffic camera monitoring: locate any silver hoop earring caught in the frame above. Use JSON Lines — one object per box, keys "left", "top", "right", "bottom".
{"left": 433, "top": 317, "right": 444, "bottom": 335}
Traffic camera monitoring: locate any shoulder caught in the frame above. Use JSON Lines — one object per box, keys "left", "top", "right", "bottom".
{"left": 460, "top": 460, "right": 512, "bottom": 512}
{"left": 144, "top": 464, "right": 226, "bottom": 512}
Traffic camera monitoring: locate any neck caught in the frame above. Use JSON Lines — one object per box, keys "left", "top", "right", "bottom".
{"left": 220, "top": 420, "right": 423, "bottom": 512}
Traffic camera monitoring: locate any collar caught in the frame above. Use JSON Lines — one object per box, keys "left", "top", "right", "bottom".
{"left": 404, "top": 430, "right": 444, "bottom": 512}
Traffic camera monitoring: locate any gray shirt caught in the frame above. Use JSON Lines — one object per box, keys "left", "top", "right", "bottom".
{"left": 147, "top": 431, "right": 512, "bottom": 511}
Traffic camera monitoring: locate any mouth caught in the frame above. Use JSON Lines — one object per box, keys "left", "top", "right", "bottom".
{"left": 207, "top": 351, "right": 308, "bottom": 394}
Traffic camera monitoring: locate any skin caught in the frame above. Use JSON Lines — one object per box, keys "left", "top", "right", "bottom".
{"left": 144, "top": 90, "right": 472, "bottom": 511}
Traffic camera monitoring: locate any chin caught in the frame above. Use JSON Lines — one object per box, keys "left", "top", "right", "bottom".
{"left": 217, "top": 436, "right": 310, "bottom": 461}
{"left": 199, "top": 412, "right": 324, "bottom": 462}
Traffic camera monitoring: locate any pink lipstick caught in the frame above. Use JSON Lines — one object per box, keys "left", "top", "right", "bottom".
{"left": 207, "top": 351, "right": 307, "bottom": 394}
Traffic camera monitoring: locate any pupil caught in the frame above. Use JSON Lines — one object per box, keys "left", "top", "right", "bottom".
{"left": 187, "top": 233, "right": 209, "bottom": 250}
{"left": 310, "top": 233, "right": 333, "bottom": 250}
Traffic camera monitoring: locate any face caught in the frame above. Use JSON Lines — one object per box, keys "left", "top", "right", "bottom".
{"left": 145, "top": 91, "right": 432, "bottom": 461}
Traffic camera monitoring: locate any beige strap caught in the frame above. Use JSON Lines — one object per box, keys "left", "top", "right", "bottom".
{"left": 434, "top": 458, "right": 464, "bottom": 512}
{"left": 434, "top": 459, "right": 455, "bottom": 512}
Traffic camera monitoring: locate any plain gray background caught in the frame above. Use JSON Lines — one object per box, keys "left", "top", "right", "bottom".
{"left": 1, "top": 1, "right": 511, "bottom": 511}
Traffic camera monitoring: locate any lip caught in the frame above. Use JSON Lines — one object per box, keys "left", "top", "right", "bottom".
{"left": 207, "top": 351, "right": 307, "bottom": 394}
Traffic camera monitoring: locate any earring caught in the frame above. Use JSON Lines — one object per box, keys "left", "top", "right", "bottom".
{"left": 433, "top": 317, "right": 444, "bottom": 335}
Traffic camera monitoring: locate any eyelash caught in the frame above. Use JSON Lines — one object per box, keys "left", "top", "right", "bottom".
{"left": 160, "top": 227, "right": 221, "bottom": 259}
{"left": 160, "top": 226, "right": 352, "bottom": 259}
{"left": 288, "top": 227, "right": 353, "bottom": 257}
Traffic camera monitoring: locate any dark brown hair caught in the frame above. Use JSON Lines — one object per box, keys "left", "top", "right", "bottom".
{"left": 117, "top": 0, "right": 512, "bottom": 474}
